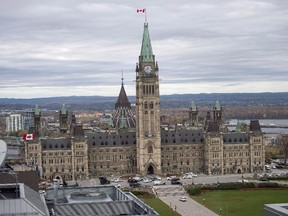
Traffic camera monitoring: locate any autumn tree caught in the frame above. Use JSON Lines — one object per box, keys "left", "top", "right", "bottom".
{"left": 277, "top": 133, "right": 288, "bottom": 166}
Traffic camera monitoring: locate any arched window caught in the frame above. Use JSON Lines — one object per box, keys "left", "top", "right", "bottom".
{"left": 144, "top": 101, "right": 148, "bottom": 109}
{"left": 148, "top": 145, "right": 153, "bottom": 154}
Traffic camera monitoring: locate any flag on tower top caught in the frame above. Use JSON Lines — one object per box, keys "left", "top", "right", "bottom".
{"left": 23, "top": 133, "right": 34, "bottom": 141}
{"left": 137, "top": 9, "right": 145, "bottom": 13}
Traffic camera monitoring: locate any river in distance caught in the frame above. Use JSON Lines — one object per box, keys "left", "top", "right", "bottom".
{"left": 227, "top": 119, "right": 288, "bottom": 134}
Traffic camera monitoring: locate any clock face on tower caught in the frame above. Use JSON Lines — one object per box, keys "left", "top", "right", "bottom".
{"left": 144, "top": 65, "right": 152, "bottom": 74}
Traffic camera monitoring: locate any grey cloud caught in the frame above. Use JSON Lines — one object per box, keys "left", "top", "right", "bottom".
{"left": 0, "top": 0, "right": 288, "bottom": 98}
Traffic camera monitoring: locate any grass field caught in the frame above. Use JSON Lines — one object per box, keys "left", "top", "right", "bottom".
{"left": 192, "top": 189, "right": 288, "bottom": 216}
{"left": 143, "top": 198, "right": 181, "bottom": 216}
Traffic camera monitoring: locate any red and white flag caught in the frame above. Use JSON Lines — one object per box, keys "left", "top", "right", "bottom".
{"left": 23, "top": 133, "right": 34, "bottom": 141}
{"left": 137, "top": 9, "right": 145, "bottom": 13}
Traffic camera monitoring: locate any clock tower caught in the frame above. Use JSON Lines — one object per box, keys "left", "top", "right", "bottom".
{"left": 136, "top": 23, "right": 161, "bottom": 175}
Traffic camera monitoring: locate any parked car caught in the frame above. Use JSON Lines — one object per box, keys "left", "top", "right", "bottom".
{"left": 186, "top": 172, "right": 197, "bottom": 177}
{"left": 167, "top": 176, "right": 177, "bottom": 180}
{"left": 154, "top": 180, "right": 166, "bottom": 185}
{"left": 259, "top": 177, "right": 269, "bottom": 182}
{"left": 128, "top": 178, "right": 139, "bottom": 183}
{"left": 129, "top": 182, "right": 140, "bottom": 188}
{"left": 143, "top": 178, "right": 152, "bottom": 183}
{"left": 111, "top": 178, "right": 123, "bottom": 182}
{"left": 171, "top": 178, "right": 182, "bottom": 185}
{"left": 183, "top": 175, "right": 193, "bottom": 179}
{"left": 179, "top": 196, "right": 187, "bottom": 202}
{"left": 99, "top": 176, "right": 110, "bottom": 185}
{"left": 132, "top": 176, "right": 143, "bottom": 181}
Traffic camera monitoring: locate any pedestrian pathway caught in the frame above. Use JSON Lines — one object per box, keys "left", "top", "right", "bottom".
{"left": 153, "top": 185, "right": 186, "bottom": 197}
{"left": 154, "top": 185, "right": 218, "bottom": 216}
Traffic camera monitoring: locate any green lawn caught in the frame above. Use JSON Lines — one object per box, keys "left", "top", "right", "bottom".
{"left": 192, "top": 190, "right": 288, "bottom": 216}
{"left": 143, "top": 198, "right": 181, "bottom": 216}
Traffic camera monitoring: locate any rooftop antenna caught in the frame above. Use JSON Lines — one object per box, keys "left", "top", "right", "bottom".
{"left": 121, "top": 70, "right": 124, "bottom": 85}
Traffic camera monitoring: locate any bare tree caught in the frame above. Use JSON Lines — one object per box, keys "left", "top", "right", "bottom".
{"left": 277, "top": 133, "right": 288, "bottom": 166}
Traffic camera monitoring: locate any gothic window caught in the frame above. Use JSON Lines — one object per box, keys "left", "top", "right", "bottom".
{"left": 150, "top": 102, "right": 154, "bottom": 109}
{"left": 144, "top": 101, "right": 148, "bottom": 109}
{"left": 148, "top": 145, "right": 153, "bottom": 154}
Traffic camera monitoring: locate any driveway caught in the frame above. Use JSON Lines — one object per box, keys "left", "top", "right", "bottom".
{"left": 160, "top": 195, "right": 218, "bottom": 216}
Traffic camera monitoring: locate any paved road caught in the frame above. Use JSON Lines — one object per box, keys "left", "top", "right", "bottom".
{"left": 160, "top": 195, "right": 218, "bottom": 216}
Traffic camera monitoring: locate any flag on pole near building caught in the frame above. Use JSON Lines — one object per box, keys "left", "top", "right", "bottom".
{"left": 23, "top": 133, "right": 34, "bottom": 141}
{"left": 137, "top": 9, "right": 145, "bottom": 13}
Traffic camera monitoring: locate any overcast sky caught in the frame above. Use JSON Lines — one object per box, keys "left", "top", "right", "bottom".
{"left": 1, "top": 0, "right": 288, "bottom": 99}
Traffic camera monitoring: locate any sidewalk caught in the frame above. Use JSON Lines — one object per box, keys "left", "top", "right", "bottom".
{"left": 160, "top": 195, "right": 218, "bottom": 216}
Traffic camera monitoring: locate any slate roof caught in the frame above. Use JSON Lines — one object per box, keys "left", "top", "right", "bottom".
{"left": 223, "top": 133, "right": 249, "bottom": 144}
{"left": 87, "top": 131, "right": 136, "bottom": 148}
{"left": 161, "top": 129, "right": 204, "bottom": 145}
{"left": 41, "top": 138, "right": 71, "bottom": 150}
{"left": 111, "top": 81, "right": 136, "bottom": 129}
{"left": 207, "top": 121, "right": 220, "bottom": 133}
{"left": 250, "top": 120, "right": 262, "bottom": 132}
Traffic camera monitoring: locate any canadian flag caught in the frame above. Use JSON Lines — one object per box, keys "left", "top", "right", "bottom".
{"left": 137, "top": 9, "right": 145, "bottom": 13}
{"left": 23, "top": 133, "right": 34, "bottom": 141}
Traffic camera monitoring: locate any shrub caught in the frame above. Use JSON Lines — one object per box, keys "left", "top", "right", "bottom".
{"left": 131, "top": 190, "right": 150, "bottom": 196}
{"left": 187, "top": 187, "right": 203, "bottom": 195}
{"left": 257, "top": 183, "right": 279, "bottom": 188}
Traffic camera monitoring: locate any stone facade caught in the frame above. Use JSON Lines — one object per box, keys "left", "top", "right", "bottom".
{"left": 24, "top": 23, "right": 265, "bottom": 181}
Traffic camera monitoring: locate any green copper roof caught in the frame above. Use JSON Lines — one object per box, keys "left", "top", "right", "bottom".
{"left": 190, "top": 101, "right": 197, "bottom": 111}
{"left": 34, "top": 104, "right": 40, "bottom": 115}
{"left": 61, "top": 104, "right": 67, "bottom": 115}
{"left": 214, "top": 100, "right": 221, "bottom": 111}
{"left": 120, "top": 116, "right": 128, "bottom": 129}
{"left": 108, "top": 117, "right": 114, "bottom": 127}
{"left": 140, "top": 23, "right": 154, "bottom": 62}
{"left": 236, "top": 120, "right": 247, "bottom": 132}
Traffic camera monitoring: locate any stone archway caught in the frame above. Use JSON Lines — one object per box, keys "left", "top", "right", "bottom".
{"left": 147, "top": 165, "right": 154, "bottom": 175}
{"left": 237, "top": 168, "right": 242, "bottom": 174}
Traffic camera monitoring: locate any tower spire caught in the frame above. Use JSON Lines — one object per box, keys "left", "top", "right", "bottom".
{"left": 140, "top": 23, "right": 154, "bottom": 62}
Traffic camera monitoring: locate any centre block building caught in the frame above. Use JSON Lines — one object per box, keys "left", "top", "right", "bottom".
{"left": 25, "top": 23, "right": 265, "bottom": 181}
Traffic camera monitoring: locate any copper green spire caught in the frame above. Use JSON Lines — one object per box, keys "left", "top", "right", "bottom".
{"left": 213, "top": 100, "right": 221, "bottom": 111}
{"left": 61, "top": 104, "right": 67, "bottom": 115}
{"left": 140, "top": 23, "right": 154, "bottom": 62}
{"left": 34, "top": 104, "right": 40, "bottom": 116}
{"left": 190, "top": 101, "right": 197, "bottom": 111}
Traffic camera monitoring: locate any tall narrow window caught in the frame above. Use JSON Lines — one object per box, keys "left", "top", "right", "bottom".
{"left": 148, "top": 145, "right": 153, "bottom": 153}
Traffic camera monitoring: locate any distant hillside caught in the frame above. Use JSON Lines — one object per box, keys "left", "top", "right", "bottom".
{"left": 0, "top": 92, "right": 288, "bottom": 111}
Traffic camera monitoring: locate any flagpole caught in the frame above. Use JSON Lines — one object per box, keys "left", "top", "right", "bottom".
{"left": 145, "top": 8, "right": 147, "bottom": 24}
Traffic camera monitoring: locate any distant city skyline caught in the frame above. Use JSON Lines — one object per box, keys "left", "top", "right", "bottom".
{"left": 1, "top": 0, "right": 288, "bottom": 99}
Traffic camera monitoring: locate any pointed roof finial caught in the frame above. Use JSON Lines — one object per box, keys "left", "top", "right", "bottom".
{"left": 213, "top": 100, "right": 221, "bottom": 111}
{"left": 140, "top": 22, "right": 154, "bottom": 62}
{"left": 34, "top": 104, "right": 41, "bottom": 116}
{"left": 61, "top": 104, "right": 67, "bottom": 115}
{"left": 121, "top": 70, "right": 124, "bottom": 85}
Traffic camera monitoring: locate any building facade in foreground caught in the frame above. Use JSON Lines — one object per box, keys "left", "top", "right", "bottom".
{"left": 25, "top": 23, "right": 265, "bottom": 181}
